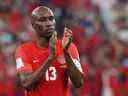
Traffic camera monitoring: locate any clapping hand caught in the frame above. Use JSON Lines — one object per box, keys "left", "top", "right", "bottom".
{"left": 49, "top": 31, "right": 57, "bottom": 59}
{"left": 62, "top": 27, "right": 73, "bottom": 50}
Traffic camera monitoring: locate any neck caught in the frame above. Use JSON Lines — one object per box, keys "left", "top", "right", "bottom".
{"left": 36, "top": 37, "right": 49, "bottom": 48}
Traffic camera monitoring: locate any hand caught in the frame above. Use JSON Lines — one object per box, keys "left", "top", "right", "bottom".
{"left": 49, "top": 31, "right": 57, "bottom": 59}
{"left": 62, "top": 27, "right": 73, "bottom": 50}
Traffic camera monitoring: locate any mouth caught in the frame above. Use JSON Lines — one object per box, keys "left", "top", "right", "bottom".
{"left": 44, "top": 28, "right": 55, "bottom": 38}
{"left": 46, "top": 27, "right": 55, "bottom": 33}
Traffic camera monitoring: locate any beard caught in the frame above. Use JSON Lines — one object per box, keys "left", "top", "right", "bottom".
{"left": 43, "top": 32, "right": 53, "bottom": 40}
{"left": 44, "top": 28, "right": 56, "bottom": 39}
{"left": 36, "top": 25, "right": 56, "bottom": 41}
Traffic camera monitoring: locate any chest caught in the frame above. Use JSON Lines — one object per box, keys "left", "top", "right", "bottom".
{"left": 28, "top": 47, "right": 67, "bottom": 72}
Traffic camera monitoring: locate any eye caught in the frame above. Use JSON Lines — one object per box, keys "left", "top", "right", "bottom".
{"left": 48, "top": 16, "right": 55, "bottom": 21}
{"left": 38, "top": 16, "right": 55, "bottom": 22}
{"left": 38, "top": 17, "right": 47, "bottom": 22}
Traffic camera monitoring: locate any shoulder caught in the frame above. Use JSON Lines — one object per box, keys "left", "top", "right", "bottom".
{"left": 69, "top": 43, "right": 77, "bottom": 48}
{"left": 17, "top": 41, "right": 35, "bottom": 50}
{"left": 68, "top": 42, "right": 78, "bottom": 51}
{"left": 68, "top": 42, "right": 80, "bottom": 59}
{"left": 16, "top": 41, "right": 35, "bottom": 53}
{"left": 57, "top": 39, "right": 77, "bottom": 50}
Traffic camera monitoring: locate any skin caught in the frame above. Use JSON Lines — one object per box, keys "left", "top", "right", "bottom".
{"left": 18, "top": 6, "right": 84, "bottom": 90}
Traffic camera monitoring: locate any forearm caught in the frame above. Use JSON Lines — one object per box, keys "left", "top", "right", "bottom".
{"left": 21, "top": 56, "right": 53, "bottom": 90}
{"left": 64, "top": 51, "right": 84, "bottom": 88}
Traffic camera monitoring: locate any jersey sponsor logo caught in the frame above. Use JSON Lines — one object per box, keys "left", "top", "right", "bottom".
{"left": 16, "top": 58, "right": 24, "bottom": 69}
{"left": 72, "top": 59, "right": 83, "bottom": 73}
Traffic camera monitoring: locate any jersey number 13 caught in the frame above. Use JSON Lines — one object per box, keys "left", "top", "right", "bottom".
{"left": 45, "top": 67, "right": 57, "bottom": 81}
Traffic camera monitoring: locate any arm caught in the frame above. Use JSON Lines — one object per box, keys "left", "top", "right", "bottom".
{"left": 16, "top": 32, "right": 57, "bottom": 90}
{"left": 63, "top": 46, "right": 84, "bottom": 88}
{"left": 18, "top": 56, "right": 53, "bottom": 90}
{"left": 62, "top": 28, "right": 84, "bottom": 88}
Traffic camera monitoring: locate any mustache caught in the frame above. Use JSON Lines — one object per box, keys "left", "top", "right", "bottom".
{"left": 45, "top": 27, "right": 55, "bottom": 31}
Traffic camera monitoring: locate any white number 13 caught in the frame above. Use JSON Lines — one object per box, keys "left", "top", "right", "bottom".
{"left": 45, "top": 67, "right": 57, "bottom": 81}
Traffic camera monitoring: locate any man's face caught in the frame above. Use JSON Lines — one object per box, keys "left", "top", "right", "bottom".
{"left": 32, "top": 9, "right": 56, "bottom": 39}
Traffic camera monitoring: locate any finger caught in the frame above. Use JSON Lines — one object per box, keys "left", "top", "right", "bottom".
{"left": 64, "top": 32, "right": 72, "bottom": 36}
{"left": 64, "top": 29, "right": 72, "bottom": 35}
{"left": 64, "top": 28, "right": 72, "bottom": 37}
{"left": 51, "top": 32, "right": 57, "bottom": 40}
{"left": 64, "top": 27, "right": 72, "bottom": 34}
{"left": 69, "top": 35, "right": 73, "bottom": 42}
{"left": 54, "top": 31, "right": 57, "bottom": 40}
{"left": 64, "top": 33, "right": 72, "bottom": 38}
{"left": 50, "top": 32, "right": 57, "bottom": 47}
{"left": 51, "top": 32, "right": 55, "bottom": 39}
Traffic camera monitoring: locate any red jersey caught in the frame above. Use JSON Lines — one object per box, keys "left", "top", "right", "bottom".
{"left": 15, "top": 39, "right": 80, "bottom": 96}
{"left": 0, "top": 63, "right": 6, "bottom": 95}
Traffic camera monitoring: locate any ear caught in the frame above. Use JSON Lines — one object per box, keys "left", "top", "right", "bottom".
{"left": 30, "top": 17, "right": 35, "bottom": 28}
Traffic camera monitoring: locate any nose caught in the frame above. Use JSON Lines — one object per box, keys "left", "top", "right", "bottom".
{"left": 46, "top": 20, "right": 53, "bottom": 27}
{"left": 46, "top": 18, "right": 55, "bottom": 27}
{"left": 45, "top": 17, "right": 52, "bottom": 23}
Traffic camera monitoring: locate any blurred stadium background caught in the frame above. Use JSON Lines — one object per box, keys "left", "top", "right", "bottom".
{"left": 0, "top": 0, "right": 128, "bottom": 96}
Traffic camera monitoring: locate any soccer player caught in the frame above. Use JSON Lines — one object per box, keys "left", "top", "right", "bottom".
{"left": 15, "top": 6, "right": 84, "bottom": 96}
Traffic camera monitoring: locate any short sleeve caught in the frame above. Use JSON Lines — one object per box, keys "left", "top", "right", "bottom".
{"left": 15, "top": 46, "right": 33, "bottom": 73}
{"left": 68, "top": 43, "right": 80, "bottom": 61}
{"left": 68, "top": 43, "right": 83, "bottom": 73}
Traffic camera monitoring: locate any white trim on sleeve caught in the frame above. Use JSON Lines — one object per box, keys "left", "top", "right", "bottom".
{"left": 16, "top": 58, "right": 24, "bottom": 69}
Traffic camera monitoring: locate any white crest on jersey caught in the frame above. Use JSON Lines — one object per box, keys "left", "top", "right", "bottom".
{"left": 16, "top": 58, "right": 24, "bottom": 69}
{"left": 72, "top": 58, "right": 83, "bottom": 73}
